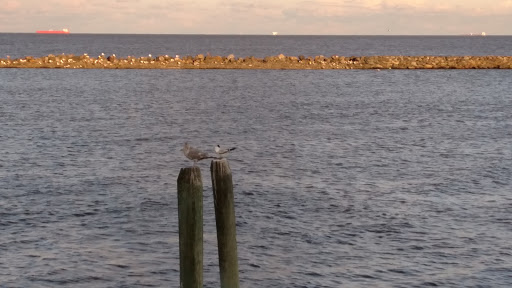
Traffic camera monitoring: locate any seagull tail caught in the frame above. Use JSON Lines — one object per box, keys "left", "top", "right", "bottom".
{"left": 199, "top": 156, "right": 218, "bottom": 161}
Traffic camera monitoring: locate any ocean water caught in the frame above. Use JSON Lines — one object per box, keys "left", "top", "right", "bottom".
{"left": 1, "top": 36, "right": 512, "bottom": 288}
{"left": 1, "top": 34, "right": 512, "bottom": 59}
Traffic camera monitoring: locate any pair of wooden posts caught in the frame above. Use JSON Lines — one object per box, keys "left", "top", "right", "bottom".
{"left": 177, "top": 159, "right": 239, "bottom": 288}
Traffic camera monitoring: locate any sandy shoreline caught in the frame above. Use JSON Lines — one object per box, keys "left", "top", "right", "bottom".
{"left": 1, "top": 54, "right": 512, "bottom": 69}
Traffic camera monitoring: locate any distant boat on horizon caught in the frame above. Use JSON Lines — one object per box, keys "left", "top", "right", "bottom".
{"left": 36, "top": 28, "right": 70, "bottom": 34}
{"left": 272, "top": 32, "right": 278, "bottom": 36}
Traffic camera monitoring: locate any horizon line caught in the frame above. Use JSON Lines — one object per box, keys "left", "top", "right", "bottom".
{"left": 0, "top": 32, "right": 509, "bottom": 36}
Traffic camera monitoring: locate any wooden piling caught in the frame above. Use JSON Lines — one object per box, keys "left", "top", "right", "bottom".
{"left": 210, "top": 159, "right": 240, "bottom": 288}
{"left": 177, "top": 167, "right": 203, "bottom": 288}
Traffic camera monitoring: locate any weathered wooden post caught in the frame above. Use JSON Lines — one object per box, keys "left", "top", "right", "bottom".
{"left": 210, "top": 159, "right": 240, "bottom": 288}
{"left": 177, "top": 167, "right": 203, "bottom": 288}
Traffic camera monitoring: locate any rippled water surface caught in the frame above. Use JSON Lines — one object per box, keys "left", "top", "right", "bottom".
{"left": 1, "top": 34, "right": 512, "bottom": 58}
{"left": 1, "top": 68, "right": 511, "bottom": 287}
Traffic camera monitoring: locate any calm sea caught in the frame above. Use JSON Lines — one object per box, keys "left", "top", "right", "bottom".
{"left": 1, "top": 35, "right": 511, "bottom": 288}
{"left": 1, "top": 34, "right": 512, "bottom": 58}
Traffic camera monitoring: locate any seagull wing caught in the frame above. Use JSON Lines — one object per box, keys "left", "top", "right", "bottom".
{"left": 215, "top": 146, "right": 236, "bottom": 155}
{"left": 187, "top": 146, "right": 209, "bottom": 160}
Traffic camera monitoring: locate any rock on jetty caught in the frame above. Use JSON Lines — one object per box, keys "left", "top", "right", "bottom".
{"left": 1, "top": 54, "right": 512, "bottom": 69}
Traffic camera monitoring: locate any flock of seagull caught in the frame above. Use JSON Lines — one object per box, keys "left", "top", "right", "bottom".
{"left": 182, "top": 142, "right": 236, "bottom": 165}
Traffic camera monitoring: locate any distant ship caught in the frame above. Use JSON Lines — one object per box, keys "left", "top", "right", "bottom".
{"left": 272, "top": 32, "right": 278, "bottom": 36}
{"left": 36, "top": 28, "right": 70, "bottom": 34}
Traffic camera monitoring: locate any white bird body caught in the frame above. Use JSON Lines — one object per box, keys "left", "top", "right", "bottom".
{"left": 215, "top": 145, "right": 236, "bottom": 158}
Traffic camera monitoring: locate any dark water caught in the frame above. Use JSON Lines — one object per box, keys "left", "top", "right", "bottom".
{"left": 1, "top": 67, "right": 511, "bottom": 287}
{"left": 1, "top": 34, "right": 512, "bottom": 59}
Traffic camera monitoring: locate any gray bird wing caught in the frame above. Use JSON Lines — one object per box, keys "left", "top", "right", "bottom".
{"left": 188, "top": 147, "right": 209, "bottom": 160}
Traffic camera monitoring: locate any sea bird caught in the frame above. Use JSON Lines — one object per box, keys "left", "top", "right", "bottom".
{"left": 215, "top": 145, "right": 236, "bottom": 158}
{"left": 182, "top": 143, "right": 213, "bottom": 165}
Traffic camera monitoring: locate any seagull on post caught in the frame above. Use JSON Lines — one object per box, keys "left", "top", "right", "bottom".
{"left": 182, "top": 142, "right": 213, "bottom": 165}
{"left": 215, "top": 145, "right": 236, "bottom": 158}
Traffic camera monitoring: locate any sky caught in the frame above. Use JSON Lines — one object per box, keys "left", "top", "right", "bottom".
{"left": 1, "top": 0, "right": 511, "bottom": 35}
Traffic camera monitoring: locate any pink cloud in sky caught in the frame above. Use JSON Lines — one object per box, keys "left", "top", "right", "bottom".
{"left": 5, "top": 0, "right": 21, "bottom": 11}
{"left": 0, "top": 0, "right": 511, "bottom": 34}
{"left": 292, "top": 0, "right": 512, "bottom": 16}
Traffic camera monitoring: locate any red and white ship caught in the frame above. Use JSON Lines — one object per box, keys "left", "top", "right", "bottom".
{"left": 36, "top": 28, "right": 70, "bottom": 34}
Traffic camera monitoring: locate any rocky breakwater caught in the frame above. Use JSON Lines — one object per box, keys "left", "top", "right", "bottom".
{"left": 1, "top": 54, "right": 512, "bottom": 69}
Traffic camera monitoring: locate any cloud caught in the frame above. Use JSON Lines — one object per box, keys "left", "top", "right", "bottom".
{"left": 5, "top": 0, "right": 21, "bottom": 10}
{"left": 279, "top": 0, "right": 512, "bottom": 18}
{"left": 0, "top": 0, "right": 511, "bottom": 34}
